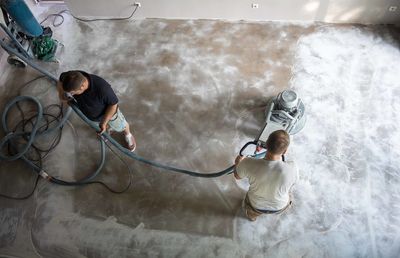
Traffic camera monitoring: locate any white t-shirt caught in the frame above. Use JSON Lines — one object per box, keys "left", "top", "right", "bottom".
{"left": 236, "top": 158, "right": 299, "bottom": 210}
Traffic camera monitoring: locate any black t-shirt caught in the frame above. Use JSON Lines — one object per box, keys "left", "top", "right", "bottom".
{"left": 73, "top": 71, "right": 118, "bottom": 121}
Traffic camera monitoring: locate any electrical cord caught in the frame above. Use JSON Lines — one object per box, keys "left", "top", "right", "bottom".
{"left": 40, "top": 11, "right": 65, "bottom": 27}
{"left": 40, "top": 5, "right": 139, "bottom": 27}
{"left": 12, "top": 102, "right": 63, "bottom": 161}
{"left": 0, "top": 91, "right": 63, "bottom": 199}
{"left": 70, "top": 6, "right": 139, "bottom": 22}
{"left": 0, "top": 175, "right": 40, "bottom": 200}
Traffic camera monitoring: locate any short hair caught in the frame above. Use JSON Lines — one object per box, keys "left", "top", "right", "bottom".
{"left": 59, "top": 71, "right": 86, "bottom": 92}
{"left": 266, "top": 130, "right": 290, "bottom": 155}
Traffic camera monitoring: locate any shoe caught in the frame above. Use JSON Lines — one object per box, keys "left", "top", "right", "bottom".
{"left": 125, "top": 133, "right": 136, "bottom": 152}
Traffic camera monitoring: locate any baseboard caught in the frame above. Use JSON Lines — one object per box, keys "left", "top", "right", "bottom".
{"left": 34, "top": 0, "right": 65, "bottom": 4}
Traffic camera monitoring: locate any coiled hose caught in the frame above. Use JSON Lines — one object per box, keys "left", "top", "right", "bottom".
{"left": 0, "top": 95, "right": 106, "bottom": 184}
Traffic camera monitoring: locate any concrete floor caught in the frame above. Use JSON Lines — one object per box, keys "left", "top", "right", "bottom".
{"left": 1, "top": 7, "right": 400, "bottom": 258}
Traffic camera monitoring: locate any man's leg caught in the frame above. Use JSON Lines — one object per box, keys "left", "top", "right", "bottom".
{"left": 123, "top": 122, "right": 131, "bottom": 135}
{"left": 107, "top": 109, "right": 136, "bottom": 151}
{"left": 123, "top": 122, "right": 136, "bottom": 151}
{"left": 244, "top": 195, "right": 262, "bottom": 221}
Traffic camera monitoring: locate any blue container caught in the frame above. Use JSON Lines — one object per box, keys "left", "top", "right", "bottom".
{"left": 2, "top": 0, "right": 43, "bottom": 37}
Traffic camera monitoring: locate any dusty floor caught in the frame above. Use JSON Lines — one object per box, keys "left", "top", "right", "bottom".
{"left": 1, "top": 6, "right": 400, "bottom": 258}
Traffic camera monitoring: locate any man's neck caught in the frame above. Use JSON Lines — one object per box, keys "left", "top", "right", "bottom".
{"left": 83, "top": 81, "right": 90, "bottom": 91}
{"left": 264, "top": 152, "right": 282, "bottom": 161}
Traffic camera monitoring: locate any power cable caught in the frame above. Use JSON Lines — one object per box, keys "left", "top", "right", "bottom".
{"left": 40, "top": 6, "right": 139, "bottom": 27}
{"left": 40, "top": 11, "right": 65, "bottom": 27}
{"left": 0, "top": 175, "right": 40, "bottom": 200}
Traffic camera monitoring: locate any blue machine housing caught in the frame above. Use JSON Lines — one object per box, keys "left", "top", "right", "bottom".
{"left": 2, "top": 0, "right": 43, "bottom": 37}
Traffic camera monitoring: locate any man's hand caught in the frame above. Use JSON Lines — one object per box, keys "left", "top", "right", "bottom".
{"left": 255, "top": 146, "right": 264, "bottom": 153}
{"left": 98, "top": 121, "right": 107, "bottom": 135}
{"left": 235, "top": 155, "right": 245, "bottom": 165}
{"left": 97, "top": 104, "right": 117, "bottom": 135}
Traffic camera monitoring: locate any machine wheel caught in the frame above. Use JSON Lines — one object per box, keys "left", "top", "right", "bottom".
{"left": 7, "top": 55, "right": 27, "bottom": 68}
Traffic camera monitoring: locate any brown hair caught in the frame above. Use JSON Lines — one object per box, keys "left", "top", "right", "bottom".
{"left": 266, "top": 130, "right": 290, "bottom": 155}
{"left": 59, "top": 71, "right": 86, "bottom": 92}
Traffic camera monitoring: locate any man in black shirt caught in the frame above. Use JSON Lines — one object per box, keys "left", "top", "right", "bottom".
{"left": 57, "top": 70, "right": 136, "bottom": 151}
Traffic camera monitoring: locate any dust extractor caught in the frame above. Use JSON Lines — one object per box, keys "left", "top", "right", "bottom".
{"left": 0, "top": 0, "right": 59, "bottom": 67}
{"left": 240, "top": 90, "right": 306, "bottom": 156}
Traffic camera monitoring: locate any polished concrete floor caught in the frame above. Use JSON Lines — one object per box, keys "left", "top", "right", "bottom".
{"left": 1, "top": 6, "right": 400, "bottom": 258}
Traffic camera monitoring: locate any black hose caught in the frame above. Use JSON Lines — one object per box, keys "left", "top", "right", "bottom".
{"left": 239, "top": 141, "right": 258, "bottom": 156}
{"left": 0, "top": 175, "right": 39, "bottom": 200}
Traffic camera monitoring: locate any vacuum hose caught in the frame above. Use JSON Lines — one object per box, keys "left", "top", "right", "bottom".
{"left": 0, "top": 95, "right": 106, "bottom": 185}
{"left": 0, "top": 95, "right": 236, "bottom": 179}
{"left": 0, "top": 95, "right": 239, "bottom": 180}
{"left": 69, "top": 102, "right": 236, "bottom": 178}
{"left": 0, "top": 44, "right": 267, "bottom": 183}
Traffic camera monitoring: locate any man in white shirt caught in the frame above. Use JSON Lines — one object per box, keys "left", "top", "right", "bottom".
{"left": 234, "top": 130, "right": 299, "bottom": 221}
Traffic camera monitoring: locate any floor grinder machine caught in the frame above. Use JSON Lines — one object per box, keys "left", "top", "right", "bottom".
{"left": 240, "top": 90, "right": 306, "bottom": 156}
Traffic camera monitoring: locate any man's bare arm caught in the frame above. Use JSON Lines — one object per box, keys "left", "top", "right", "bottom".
{"left": 98, "top": 104, "right": 118, "bottom": 134}
{"left": 234, "top": 171, "right": 241, "bottom": 180}
{"left": 233, "top": 155, "right": 245, "bottom": 180}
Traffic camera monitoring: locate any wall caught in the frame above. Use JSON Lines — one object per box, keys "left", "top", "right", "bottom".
{"left": 64, "top": 0, "right": 400, "bottom": 24}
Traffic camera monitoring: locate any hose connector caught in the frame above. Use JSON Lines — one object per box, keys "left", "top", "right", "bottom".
{"left": 98, "top": 133, "right": 108, "bottom": 143}
{"left": 39, "top": 170, "right": 50, "bottom": 180}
